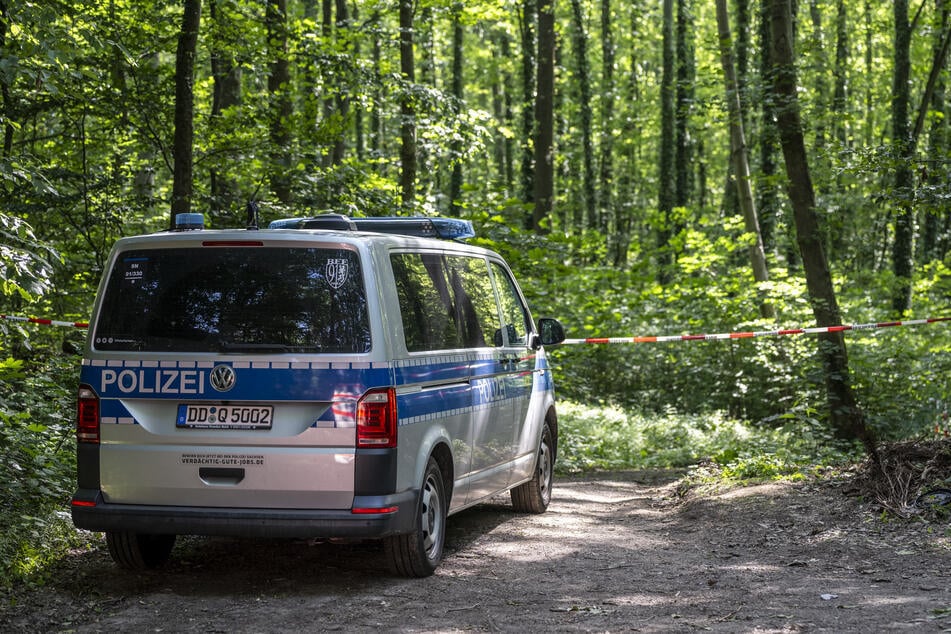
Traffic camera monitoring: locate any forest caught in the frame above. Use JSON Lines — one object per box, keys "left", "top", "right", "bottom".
{"left": 1, "top": 0, "right": 951, "bottom": 581}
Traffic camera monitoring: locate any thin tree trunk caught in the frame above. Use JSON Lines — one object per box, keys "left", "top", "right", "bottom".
{"left": 923, "top": 0, "right": 951, "bottom": 261}
{"left": 675, "top": 0, "right": 695, "bottom": 213}
{"left": 569, "top": 0, "right": 595, "bottom": 230}
{"left": 399, "top": 0, "right": 417, "bottom": 211}
{"left": 170, "top": 0, "right": 201, "bottom": 225}
{"left": 520, "top": 0, "right": 537, "bottom": 223}
{"left": 892, "top": 0, "right": 914, "bottom": 314}
{"left": 533, "top": 0, "right": 555, "bottom": 234}
{"left": 599, "top": 0, "right": 616, "bottom": 242}
{"left": 767, "top": 0, "right": 879, "bottom": 462}
{"left": 0, "top": 0, "right": 14, "bottom": 158}
{"left": 449, "top": 3, "right": 464, "bottom": 213}
{"left": 758, "top": 0, "right": 780, "bottom": 255}
{"left": 267, "top": 0, "right": 293, "bottom": 204}
{"left": 658, "top": 0, "right": 676, "bottom": 279}
{"left": 209, "top": 0, "right": 242, "bottom": 213}
{"left": 331, "top": 0, "right": 350, "bottom": 166}
{"left": 716, "top": 0, "right": 774, "bottom": 319}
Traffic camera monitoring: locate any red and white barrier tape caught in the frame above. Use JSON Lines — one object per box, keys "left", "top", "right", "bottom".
{"left": 564, "top": 316, "right": 951, "bottom": 345}
{"left": 1, "top": 314, "right": 88, "bottom": 329}
{"left": 3, "top": 312, "right": 949, "bottom": 342}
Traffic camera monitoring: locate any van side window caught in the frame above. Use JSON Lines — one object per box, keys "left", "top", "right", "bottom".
{"left": 392, "top": 253, "right": 500, "bottom": 352}
{"left": 491, "top": 262, "right": 530, "bottom": 347}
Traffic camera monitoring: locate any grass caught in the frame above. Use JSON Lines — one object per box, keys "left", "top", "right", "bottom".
{"left": 555, "top": 400, "right": 863, "bottom": 479}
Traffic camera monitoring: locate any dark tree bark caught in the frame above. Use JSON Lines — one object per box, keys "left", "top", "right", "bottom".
{"left": 831, "top": 0, "right": 848, "bottom": 147}
{"left": 170, "top": 0, "right": 202, "bottom": 225}
{"left": 519, "top": 0, "right": 537, "bottom": 222}
{"left": 599, "top": 0, "right": 615, "bottom": 240}
{"left": 0, "top": 0, "right": 14, "bottom": 158}
{"left": 757, "top": 0, "right": 780, "bottom": 256}
{"left": 767, "top": 0, "right": 879, "bottom": 461}
{"left": 674, "top": 0, "right": 694, "bottom": 211}
{"left": 569, "top": 0, "right": 595, "bottom": 229}
{"left": 532, "top": 0, "right": 555, "bottom": 234}
{"left": 891, "top": 0, "right": 914, "bottom": 314}
{"left": 209, "top": 0, "right": 242, "bottom": 214}
{"left": 331, "top": 0, "right": 350, "bottom": 166}
{"left": 923, "top": 0, "right": 951, "bottom": 261}
{"left": 658, "top": 0, "right": 676, "bottom": 277}
{"left": 399, "top": 0, "right": 417, "bottom": 211}
{"left": 449, "top": 3, "right": 464, "bottom": 213}
{"left": 267, "top": 0, "right": 293, "bottom": 204}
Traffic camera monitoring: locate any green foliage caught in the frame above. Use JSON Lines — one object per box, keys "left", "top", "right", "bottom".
{"left": 556, "top": 401, "right": 861, "bottom": 477}
{"left": 0, "top": 353, "right": 80, "bottom": 585}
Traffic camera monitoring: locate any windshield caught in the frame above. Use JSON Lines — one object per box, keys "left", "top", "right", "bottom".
{"left": 92, "top": 246, "right": 370, "bottom": 354}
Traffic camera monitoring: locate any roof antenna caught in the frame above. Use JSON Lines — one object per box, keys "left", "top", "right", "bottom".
{"left": 245, "top": 182, "right": 264, "bottom": 230}
{"left": 245, "top": 200, "right": 260, "bottom": 230}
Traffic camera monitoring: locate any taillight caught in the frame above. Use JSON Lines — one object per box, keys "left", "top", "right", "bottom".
{"left": 76, "top": 385, "right": 100, "bottom": 444}
{"left": 356, "top": 388, "right": 397, "bottom": 449}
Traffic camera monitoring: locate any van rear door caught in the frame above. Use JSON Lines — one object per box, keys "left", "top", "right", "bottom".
{"left": 83, "top": 240, "right": 376, "bottom": 510}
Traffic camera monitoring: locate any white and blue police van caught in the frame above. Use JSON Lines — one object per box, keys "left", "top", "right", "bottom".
{"left": 72, "top": 213, "right": 565, "bottom": 577}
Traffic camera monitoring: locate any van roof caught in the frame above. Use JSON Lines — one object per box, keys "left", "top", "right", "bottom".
{"left": 267, "top": 215, "right": 476, "bottom": 241}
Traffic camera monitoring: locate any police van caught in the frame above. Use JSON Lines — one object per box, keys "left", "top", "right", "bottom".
{"left": 72, "top": 213, "right": 565, "bottom": 577}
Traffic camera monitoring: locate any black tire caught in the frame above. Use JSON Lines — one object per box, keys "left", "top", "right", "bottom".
{"left": 384, "top": 457, "right": 447, "bottom": 577}
{"left": 511, "top": 421, "right": 554, "bottom": 513}
{"left": 106, "top": 531, "right": 176, "bottom": 570}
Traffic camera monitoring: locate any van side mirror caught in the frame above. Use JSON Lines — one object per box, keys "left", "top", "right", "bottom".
{"left": 536, "top": 318, "right": 566, "bottom": 348}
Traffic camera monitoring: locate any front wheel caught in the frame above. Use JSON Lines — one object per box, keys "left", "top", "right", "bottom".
{"left": 106, "top": 531, "right": 176, "bottom": 570}
{"left": 511, "top": 421, "right": 554, "bottom": 513}
{"left": 384, "top": 457, "right": 447, "bottom": 577}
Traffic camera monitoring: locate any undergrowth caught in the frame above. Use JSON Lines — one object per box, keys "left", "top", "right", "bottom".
{"left": 555, "top": 400, "right": 863, "bottom": 478}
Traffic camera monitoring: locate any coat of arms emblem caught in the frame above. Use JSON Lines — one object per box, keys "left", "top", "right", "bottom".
{"left": 325, "top": 258, "right": 349, "bottom": 289}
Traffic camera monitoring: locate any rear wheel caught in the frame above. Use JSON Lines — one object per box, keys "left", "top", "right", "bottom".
{"left": 384, "top": 457, "right": 446, "bottom": 577}
{"left": 106, "top": 531, "right": 176, "bottom": 570}
{"left": 511, "top": 421, "right": 554, "bottom": 513}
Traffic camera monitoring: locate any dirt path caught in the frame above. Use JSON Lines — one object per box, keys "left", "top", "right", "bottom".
{"left": 3, "top": 471, "right": 950, "bottom": 632}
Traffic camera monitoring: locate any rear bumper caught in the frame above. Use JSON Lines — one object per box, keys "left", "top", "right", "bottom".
{"left": 71, "top": 488, "right": 418, "bottom": 539}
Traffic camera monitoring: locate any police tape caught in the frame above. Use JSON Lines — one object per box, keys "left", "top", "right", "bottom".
{"left": 563, "top": 316, "right": 951, "bottom": 345}
{"left": 1, "top": 314, "right": 89, "bottom": 329}
{"left": 2, "top": 312, "right": 949, "bottom": 343}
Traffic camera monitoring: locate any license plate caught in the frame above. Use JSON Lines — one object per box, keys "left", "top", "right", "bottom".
{"left": 176, "top": 404, "right": 273, "bottom": 430}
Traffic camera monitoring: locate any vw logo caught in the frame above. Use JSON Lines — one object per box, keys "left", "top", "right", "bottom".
{"left": 209, "top": 365, "right": 236, "bottom": 392}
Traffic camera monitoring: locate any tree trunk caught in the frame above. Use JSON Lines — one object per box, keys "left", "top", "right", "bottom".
{"left": 331, "top": 0, "right": 350, "bottom": 166}
{"left": 716, "top": 0, "right": 774, "bottom": 319}
{"left": 170, "top": 0, "right": 201, "bottom": 225}
{"left": 675, "top": 0, "right": 695, "bottom": 211}
{"left": 569, "top": 0, "right": 595, "bottom": 230}
{"left": 399, "top": 0, "right": 417, "bottom": 212}
{"left": 209, "top": 0, "right": 242, "bottom": 214}
{"left": 0, "top": 0, "right": 14, "bottom": 158}
{"left": 758, "top": 0, "right": 780, "bottom": 256}
{"left": 891, "top": 0, "right": 914, "bottom": 314}
{"left": 832, "top": 0, "right": 848, "bottom": 147}
{"left": 767, "top": 0, "right": 878, "bottom": 461}
{"left": 520, "top": 0, "right": 537, "bottom": 224}
{"left": 533, "top": 0, "right": 555, "bottom": 234}
{"left": 923, "top": 0, "right": 951, "bottom": 261}
{"left": 599, "top": 0, "right": 616, "bottom": 243}
{"left": 267, "top": 0, "right": 293, "bottom": 204}
{"left": 449, "top": 4, "right": 464, "bottom": 213}
{"left": 658, "top": 0, "right": 676, "bottom": 278}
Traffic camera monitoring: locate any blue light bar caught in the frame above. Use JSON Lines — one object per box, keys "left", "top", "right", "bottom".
{"left": 352, "top": 217, "right": 475, "bottom": 240}
{"left": 174, "top": 213, "right": 204, "bottom": 231}
{"left": 267, "top": 215, "right": 476, "bottom": 241}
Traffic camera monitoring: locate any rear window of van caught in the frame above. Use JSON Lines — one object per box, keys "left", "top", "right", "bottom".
{"left": 92, "top": 247, "right": 370, "bottom": 353}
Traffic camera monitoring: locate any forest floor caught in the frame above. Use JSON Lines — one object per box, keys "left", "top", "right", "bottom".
{"left": 2, "top": 457, "right": 951, "bottom": 632}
